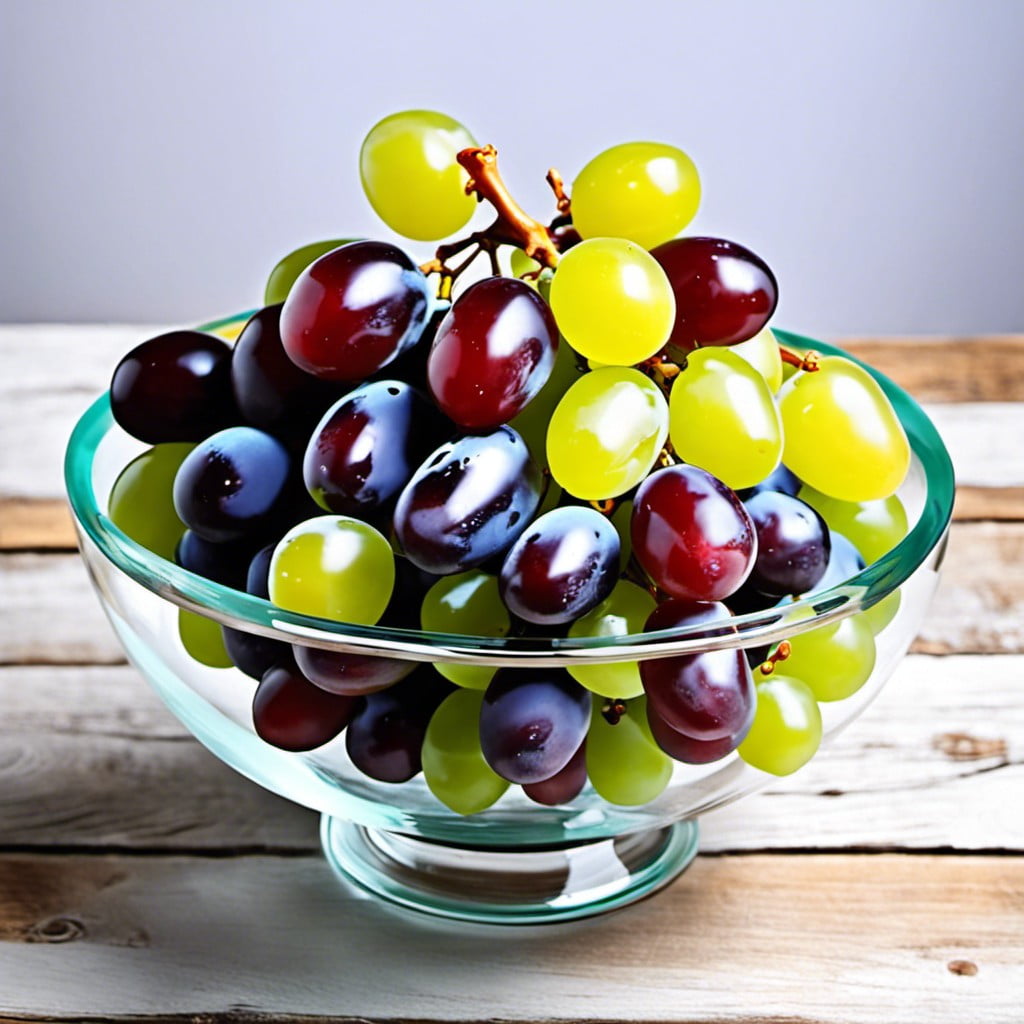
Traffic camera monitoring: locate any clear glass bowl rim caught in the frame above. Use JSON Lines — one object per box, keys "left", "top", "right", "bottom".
{"left": 64, "top": 317, "right": 955, "bottom": 666}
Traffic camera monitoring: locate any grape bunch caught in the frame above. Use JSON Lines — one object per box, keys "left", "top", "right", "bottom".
{"left": 105, "top": 109, "right": 912, "bottom": 814}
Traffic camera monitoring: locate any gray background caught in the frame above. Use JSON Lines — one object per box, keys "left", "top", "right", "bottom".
{"left": 2, "top": 0, "right": 1022, "bottom": 335}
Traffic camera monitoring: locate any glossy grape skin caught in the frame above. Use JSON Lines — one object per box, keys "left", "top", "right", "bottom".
{"left": 280, "top": 241, "right": 432, "bottom": 381}
{"left": 178, "top": 609, "right": 233, "bottom": 668}
{"left": 744, "top": 491, "right": 830, "bottom": 598}
{"left": 668, "top": 346, "right": 783, "bottom": 490}
{"left": 652, "top": 237, "right": 778, "bottom": 351}
{"left": 422, "top": 689, "right": 509, "bottom": 815}
{"left": 345, "top": 667, "right": 454, "bottom": 783}
{"left": 571, "top": 142, "right": 701, "bottom": 251}
{"left": 231, "top": 304, "right": 343, "bottom": 442}
{"left": 172, "top": 427, "right": 293, "bottom": 544}
{"left": 547, "top": 367, "right": 668, "bottom": 500}
{"left": 360, "top": 110, "right": 477, "bottom": 241}
{"left": 740, "top": 463, "right": 802, "bottom": 500}
{"left": 549, "top": 238, "right": 675, "bottom": 365}
{"left": 809, "top": 530, "right": 866, "bottom": 594}
{"left": 778, "top": 357, "right": 910, "bottom": 502}
{"left": 738, "top": 674, "right": 822, "bottom": 776}
{"left": 427, "top": 277, "right": 558, "bottom": 430}
{"left": 479, "top": 670, "right": 591, "bottom": 784}
{"left": 108, "top": 443, "right": 194, "bottom": 561}
{"left": 420, "top": 571, "right": 510, "bottom": 690}
{"left": 639, "top": 600, "right": 756, "bottom": 740}
{"left": 732, "top": 326, "right": 783, "bottom": 393}
{"left": 222, "top": 544, "right": 292, "bottom": 681}
{"left": 269, "top": 516, "right": 394, "bottom": 625}
{"left": 253, "top": 661, "right": 357, "bottom": 752}
{"left": 510, "top": 334, "right": 582, "bottom": 465}
{"left": 393, "top": 426, "right": 543, "bottom": 574}
{"left": 522, "top": 740, "right": 587, "bottom": 806}
{"left": 498, "top": 507, "right": 620, "bottom": 626}
{"left": 110, "top": 331, "right": 237, "bottom": 444}
{"left": 632, "top": 465, "right": 757, "bottom": 602}
{"left": 647, "top": 703, "right": 747, "bottom": 764}
{"left": 175, "top": 529, "right": 256, "bottom": 591}
{"left": 264, "top": 239, "right": 355, "bottom": 305}
{"left": 784, "top": 615, "right": 876, "bottom": 702}
{"left": 798, "top": 485, "right": 908, "bottom": 565}
{"left": 304, "top": 380, "right": 449, "bottom": 516}
{"left": 586, "top": 696, "right": 672, "bottom": 806}
{"left": 567, "top": 580, "right": 656, "bottom": 699}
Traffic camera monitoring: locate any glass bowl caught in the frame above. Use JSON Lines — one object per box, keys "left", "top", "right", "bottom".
{"left": 65, "top": 317, "right": 954, "bottom": 924}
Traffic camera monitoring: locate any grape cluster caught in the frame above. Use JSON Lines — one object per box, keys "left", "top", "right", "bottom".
{"left": 106, "top": 109, "right": 913, "bottom": 815}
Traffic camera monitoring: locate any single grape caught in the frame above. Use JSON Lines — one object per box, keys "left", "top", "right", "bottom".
{"left": 280, "top": 240, "right": 432, "bottom": 381}
{"left": 360, "top": 110, "right": 477, "bottom": 241}
{"left": 420, "top": 570, "right": 511, "bottom": 690}
{"left": 269, "top": 516, "right": 394, "bottom": 624}
{"left": 632, "top": 465, "right": 757, "bottom": 602}
{"left": 571, "top": 142, "right": 701, "bottom": 251}
{"left": 547, "top": 367, "right": 668, "bottom": 500}
{"left": 647, "top": 703, "right": 747, "bottom": 764}
{"left": 778, "top": 357, "right": 910, "bottom": 502}
{"left": 427, "top": 277, "right": 558, "bottom": 430}
{"left": 110, "top": 331, "right": 236, "bottom": 444}
{"left": 668, "top": 346, "right": 783, "bottom": 490}
{"left": 522, "top": 740, "right": 587, "bottom": 805}
{"left": 175, "top": 529, "right": 257, "bottom": 591}
{"left": 640, "top": 599, "right": 755, "bottom": 740}
{"left": 509, "top": 246, "right": 541, "bottom": 282}
{"left": 393, "top": 426, "right": 543, "bottom": 574}
{"left": 731, "top": 326, "right": 783, "bottom": 392}
{"left": 479, "top": 669, "right": 591, "bottom": 784}
{"left": 744, "top": 491, "right": 830, "bottom": 597}
{"left": 586, "top": 696, "right": 672, "bottom": 806}
{"left": 863, "top": 589, "right": 901, "bottom": 634}
{"left": 109, "top": 443, "right": 194, "bottom": 561}
{"left": 807, "top": 530, "right": 866, "bottom": 594}
{"left": 549, "top": 238, "right": 675, "bottom": 366}
{"left": 264, "top": 239, "right": 355, "bottom": 305}
{"left": 304, "top": 379, "right": 449, "bottom": 516}
{"left": 253, "top": 660, "right": 357, "bottom": 752}
{"left": 798, "top": 485, "right": 909, "bottom": 565}
{"left": 567, "top": 580, "right": 656, "bottom": 699}
{"left": 783, "top": 615, "right": 876, "bottom": 702}
{"left": 178, "top": 609, "right": 234, "bottom": 668}
{"left": 344, "top": 666, "right": 454, "bottom": 783}
{"left": 172, "top": 427, "right": 293, "bottom": 544}
{"left": 738, "top": 674, "right": 822, "bottom": 776}
{"left": 610, "top": 498, "right": 634, "bottom": 562}
{"left": 421, "top": 689, "right": 509, "bottom": 815}
{"left": 652, "top": 237, "right": 778, "bottom": 351}
{"left": 510, "top": 334, "right": 582, "bottom": 465}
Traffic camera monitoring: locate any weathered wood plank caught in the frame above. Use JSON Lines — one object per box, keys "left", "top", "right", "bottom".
{"left": 0, "top": 852, "right": 1018, "bottom": 1023}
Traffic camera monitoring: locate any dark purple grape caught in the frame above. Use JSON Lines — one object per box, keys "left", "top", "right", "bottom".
{"left": 393, "top": 426, "right": 543, "bottom": 574}
{"left": 252, "top": 660, "right": 358, "bottom": 751}
{"left": 744, "top": 491, "right": 830, "bottom": 598}
{"left": 651, "top": 237, "right": 778, "bottom": 351}
{"left": 639, "top": 600, "right": 755, "bottom": 740}
{"left": 280, "top": 241, "right": 431, "bottom": 381}
{"left": 110, "top": 331, "right": 237, "bottom": 443}
{"left": 479, "top": 670, "right": 590, "bottom": 784}
{"left": 499, "top": 506, "right": 620, "bottom": 626}
{"left": 303, "top": 380, "right": 450, "bottom": 516}
{"left": 222, "top": 544, "right": 291, "bottom": 680}
{"left": 231, "top": 304, "right": 344, "bottom": 442}
{"left": 345, "top": 667, "right": 454, "bottom": 783}
{"left": 427, "top": 277, "right": 558, "bottom": 430}
{"left": 174, "top": 529, "right": 256, "bottom": 590}
{"left": 172, "top": 427, "right": 292, "bottom": 543}
{"left": 647, "top": 703, "right": 747, "bottom": 764}
{"left": 522, "top": 740, "right": 587, "bottom": 805}
{"left": 738, "top": 463, "right": 802, "bottom": 500}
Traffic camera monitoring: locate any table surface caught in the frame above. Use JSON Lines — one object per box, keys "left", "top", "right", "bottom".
{"left": 0, "top": 327, "right": 1021, "bottom": 1023}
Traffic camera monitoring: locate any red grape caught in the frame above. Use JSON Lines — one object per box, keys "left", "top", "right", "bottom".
{"left": 744, "top": 491, "right": 830, "bottom": 597}
{"left": 646, "top": 702, "right": 747, "bottom": 763}
{"left": 253, "top": 661, "right": 357, "bottom": 751}
{"left": 522, "top": 739, "right": 587, "bottom": 805}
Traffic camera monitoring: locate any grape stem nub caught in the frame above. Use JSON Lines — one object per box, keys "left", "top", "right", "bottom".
{"left": 601, "top": 699, "right": 628, "bottom": 725}
{"left": 758, "top": 640, "right": 792, "bottom": 677}
{"left": 779, "top": 347, "right": 821, "bottom": 373}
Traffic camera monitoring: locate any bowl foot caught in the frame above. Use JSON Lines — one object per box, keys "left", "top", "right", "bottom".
{"left": 320, "top": 815, "right": 699, "bottom": 924}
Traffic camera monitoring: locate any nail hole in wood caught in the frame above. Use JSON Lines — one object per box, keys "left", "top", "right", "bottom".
{"left": 26, "top": 916, "right": 85, "bottom": 943}
{"left": 947, "top": 959, "right": 979, "bottom": 976}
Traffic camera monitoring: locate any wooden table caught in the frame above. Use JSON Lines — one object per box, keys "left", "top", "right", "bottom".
{"left": 1, "top": 328, "right": 1021, "bottom": 1022}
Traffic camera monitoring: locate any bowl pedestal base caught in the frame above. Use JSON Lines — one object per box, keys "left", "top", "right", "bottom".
{"left": 321, "top": 815, "right": 700, "bottom": 924}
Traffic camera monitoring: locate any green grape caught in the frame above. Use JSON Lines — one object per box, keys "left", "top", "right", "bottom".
{"left": 547, "top": 367, "right": 669, "bottom": 499}
{"left": 422, "top": 689, "right": 509, "bottom": 814}
{"left": 549, "top": 238, "right": 675, "bottom": 365}
{"left": 359, "top": 110, "right": 476, "bottom": 241}
{"left": 610, "top": 499, "right": 633, "bottom": 562}
{"left": 269, "top": 516, "right": 394, "bottom": 624}
{"left": 779, "top": 357, "right": 910, "bottom": 502}
{"left": 571, "top": 142, "right": 701, "bottom": 251}
{"left": 509, "top": 246, "right": 541, "bottom": 283}
{"left": 862, "top": 589, "right": 901, "bottom": 634}
{"left": 586, "top": 695, "right": 672, "bottom": 805}
{"left": 178, "top": 609, "right": 233, "bottom": 668}
{"left": 738, "top": 674, "right": 821, "bottom": 775}
{"left": 798, "top": 485, "right": 909, "bottom": 565}
{"left": 783, "top": 615, "right": 876, "bottom": 702}
{"left": 731, "top": 326, "right": 783, "bottom": 393}
{"left": 568, "top": 581, "right": 656, "bottom": 698}
{"left": 420, "top": 571, "right": 510, "bottom": 690}
{"left": 510, "top": 336, "right": 581, "bottom": 465}
{"left": 264, "top": 239, "right": 355, "bottom": 305}
{"left": 669, "top": 346, "right": 783, "bottom": 489}
{"left": 109, "top": 443, "right": 194, "bottom": 561}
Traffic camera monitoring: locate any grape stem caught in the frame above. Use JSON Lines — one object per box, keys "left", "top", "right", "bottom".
{"left": 779, "top": 347, "right": 821, "bottom": 372}
{"left": 601, "top": 699, "right": 628, "bottom": 725}
{"left": 546, "top": 168, "right": 572, "bottom": 215}
{"left": 758, "top": 640, "right": 792, "bottom": 677}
